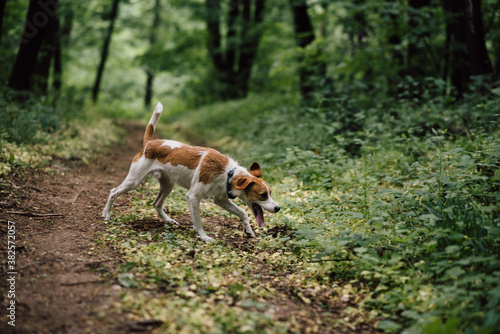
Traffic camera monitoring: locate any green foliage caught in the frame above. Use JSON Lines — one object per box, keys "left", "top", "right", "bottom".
{"left": 0, "top": 92, "right": 122, "bottom": 177}
{"left": 163, "top": 91, "right": 500, "bottom": 333}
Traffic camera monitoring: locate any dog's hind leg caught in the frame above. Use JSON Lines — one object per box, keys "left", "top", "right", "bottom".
{"left": 102, "top": 161, "right": 151, "bottom": 220}
{"left": 152, "top": 171, "right": 178, "bottom": 224}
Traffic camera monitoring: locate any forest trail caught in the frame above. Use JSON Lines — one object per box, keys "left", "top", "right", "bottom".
{"left": 1, "top": 123, "right": 374, "bottom": 334}
{"left": 0, "top": 122, "right": 145, "bottom": 334}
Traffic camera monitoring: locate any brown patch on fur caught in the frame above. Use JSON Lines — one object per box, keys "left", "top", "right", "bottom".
{"left": 139, "top": 140, "right": 229, "bottom": 182}
{"left": 132, "top": 148, "right": 144, "bottom": 163}
{"left": 244, "top": 180, "right": 270, "bottom": 202}
{"left": 143, "top": 124, "right": 155, "bottom": 145}
{"left": 144, "top": 140, "right": 202, "bottom": 169}
{"left": 199, "top": 150, "right": 229, "bottom": 184}
{"left": 232, "top": 175, "right": 270, "bottom": 201}
{"left": 249, "top": 162, "right": 262, "bottom": 178}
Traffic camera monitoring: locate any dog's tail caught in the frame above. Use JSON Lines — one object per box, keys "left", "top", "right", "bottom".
{"left": 143, "top": 102, "right": 163, "bottom": 145}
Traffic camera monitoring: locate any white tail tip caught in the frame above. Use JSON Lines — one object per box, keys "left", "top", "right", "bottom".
{"left": 154, "top": 101, "right": 163, "bottom": 114}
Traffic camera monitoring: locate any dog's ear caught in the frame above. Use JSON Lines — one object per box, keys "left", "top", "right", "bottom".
{"left": 249, "top": 162, "right": 262, "bottom": 178}
{"left": 234, "top": 176, "right": 254, "bottom": 190}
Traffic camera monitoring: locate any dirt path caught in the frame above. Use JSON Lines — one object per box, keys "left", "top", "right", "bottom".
{"left": 0, "top": 122, "right": 145, "bottom": 334}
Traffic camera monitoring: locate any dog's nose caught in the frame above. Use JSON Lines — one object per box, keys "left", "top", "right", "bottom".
{"left": 274, "top": 206, "right": 280, "bottom": 213}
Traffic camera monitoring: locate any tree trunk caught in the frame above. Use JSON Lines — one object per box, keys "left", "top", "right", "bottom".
{"left": 92, "top": 0, "right": 120, "bottom": 103}
{"left": 0, "top": 0, "right": 7, "bottom": 45}
{"left": 52, "top": 15, "right": 62, "bottom": 92}
{"left": 33, "top": 13, "right": 61, "bottom": 94}
{"left": 8, "top": 0, "right": 59, "bottom": 92}
{"left": 289, "top": 0, "right": 329, "bottom": 102}
{"left": 145, "top": 0, "right": 161, "bottom": 108}
{"left": 443, "top": 0, "right": 493, "bottom": 96}
{"left": 289, "top": 0, "right": 314, "bottom": 48}
{"left": 205, "top": 0, "right": 265, "bottom": 100}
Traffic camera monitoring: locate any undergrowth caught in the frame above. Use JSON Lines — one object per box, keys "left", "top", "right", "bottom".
{"left": 154, "top": 91, "right": 500, "bottom": 333}
{"left": 0, "top": 93, "right": 123, "bottom": 177}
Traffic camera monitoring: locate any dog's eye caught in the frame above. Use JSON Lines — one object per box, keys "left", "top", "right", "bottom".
{"left": 260, "top": 192, "right": 268, "bottom": 200}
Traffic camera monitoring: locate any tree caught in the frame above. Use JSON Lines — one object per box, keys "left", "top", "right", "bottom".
{"left": 443, "top": 0, "right": 493, "bottom": 96}
{"left": 8, "top": 0, "right": 59, "bottom": 92}
{"left": 205, "top": 0, "right": 265, "bottom": 100}
{"left": 144, "top": 0, "right": 161, "bottom": 108}
{"left": 288, "top": 0, "right": 329, "bottom": 102}
{"left": 92, "top": 0, "right": 120, "bottom": 102}
{"left": 0, "top": 0, "right": 6, "bottom": 45}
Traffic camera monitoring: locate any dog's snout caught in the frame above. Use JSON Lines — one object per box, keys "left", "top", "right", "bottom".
{"left": 274, "top": 206, "right": 280, "bottom": 213}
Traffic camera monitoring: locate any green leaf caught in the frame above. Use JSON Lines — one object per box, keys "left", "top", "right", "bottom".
{"left": 377, "top": 319, "right": 402, "bottom": 332}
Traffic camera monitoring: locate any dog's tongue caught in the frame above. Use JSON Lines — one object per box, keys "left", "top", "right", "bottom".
{"left": 252, "top": 203, "right": 265, "bottom": 227}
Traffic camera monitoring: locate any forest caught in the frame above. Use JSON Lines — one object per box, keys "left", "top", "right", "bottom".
{"left": 1, "top": 0, "right": 499, "bottom": 333}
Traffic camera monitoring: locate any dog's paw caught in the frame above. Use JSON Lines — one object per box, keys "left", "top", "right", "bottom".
{"left": 245, "top": 231, "right": 255, "bottom": 238}
{"left": 200, "top": 236, "right": 216, "bottom": 243}
{"left": 165, "top": 217, "right": 179, "bottom": 225}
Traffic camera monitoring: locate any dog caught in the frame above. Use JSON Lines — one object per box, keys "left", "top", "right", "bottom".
{"left": 102, "top": 102, "right": 280, "bottom": 242}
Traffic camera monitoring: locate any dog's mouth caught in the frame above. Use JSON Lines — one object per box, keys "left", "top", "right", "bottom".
{"left": 251, "top": 203, "right": 265, "bottom": 227}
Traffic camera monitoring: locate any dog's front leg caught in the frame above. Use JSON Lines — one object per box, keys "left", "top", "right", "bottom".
{"left": 186, "top": 191, "right": 215, "bottom": 242}
{"left": 214, "top": 197, "right": 255, "bottom": 238}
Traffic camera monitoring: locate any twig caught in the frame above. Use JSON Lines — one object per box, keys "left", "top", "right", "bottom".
{"left": 5, "top": 211, "right": 64, "bottom": 217}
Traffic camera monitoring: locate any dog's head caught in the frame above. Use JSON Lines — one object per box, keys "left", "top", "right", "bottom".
{"left": 233, "top": 163, "right": 280, "bottom": 227}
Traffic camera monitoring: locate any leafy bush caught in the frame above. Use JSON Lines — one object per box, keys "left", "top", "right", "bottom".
{"left": 163, "top": 92, "right": 500, "bottom": 333}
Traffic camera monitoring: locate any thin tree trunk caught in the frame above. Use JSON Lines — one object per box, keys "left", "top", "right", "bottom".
{"left": 0, "top": 0, "right": 7, "bottom": 45}
{"left": 145, "top": 0, "right": 161, "bottom": 108}
{"left": 8, "top": 0, "right": 58, "bottom": 92}
{"left": 52, "top": 15, "right": 62, "bottom": 92}
{"left": 92, "top": 0, "right": 120, "bottom": 103}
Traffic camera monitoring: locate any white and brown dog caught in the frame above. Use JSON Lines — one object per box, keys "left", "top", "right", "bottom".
{"left": 102, "top": 102, "right": 280, "bottom": 242}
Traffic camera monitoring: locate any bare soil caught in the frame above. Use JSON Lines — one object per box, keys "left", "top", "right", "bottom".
{"left": 1, "top": 122, "right": 375, "bottom": 334}
{"left": 0, "top": 122, "right": 145, "bottom": 334}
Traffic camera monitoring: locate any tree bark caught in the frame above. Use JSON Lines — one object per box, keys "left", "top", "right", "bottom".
{"left": 289, "top": 0, "right": 329, "bottom": 102}
{"left": 92, "top": 0, "right": 120, "bottom": 102}
{"left": 443, "top": 0, "right": 493, "bottom": 96}
{"left": 205, "top": 0, "right": 265, "bottom": 100}
{"left": 145, "top": 0, "right": 161, "bottom": 108}
{"left": 8, "top": 0, "right": 59, "bottom": 92}
{"left": 289, "top": 0, "right": 314, "bottom": 48}
{"left": 0, "top": 0, "right": 7, "bottom": 45}
{"left": 33, "top": 13, "right": 61, "bottom": 94}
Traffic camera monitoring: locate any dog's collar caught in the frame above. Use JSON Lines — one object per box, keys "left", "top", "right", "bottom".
{"left": 227, "top": 167, "right": 237, "bottom": 199}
